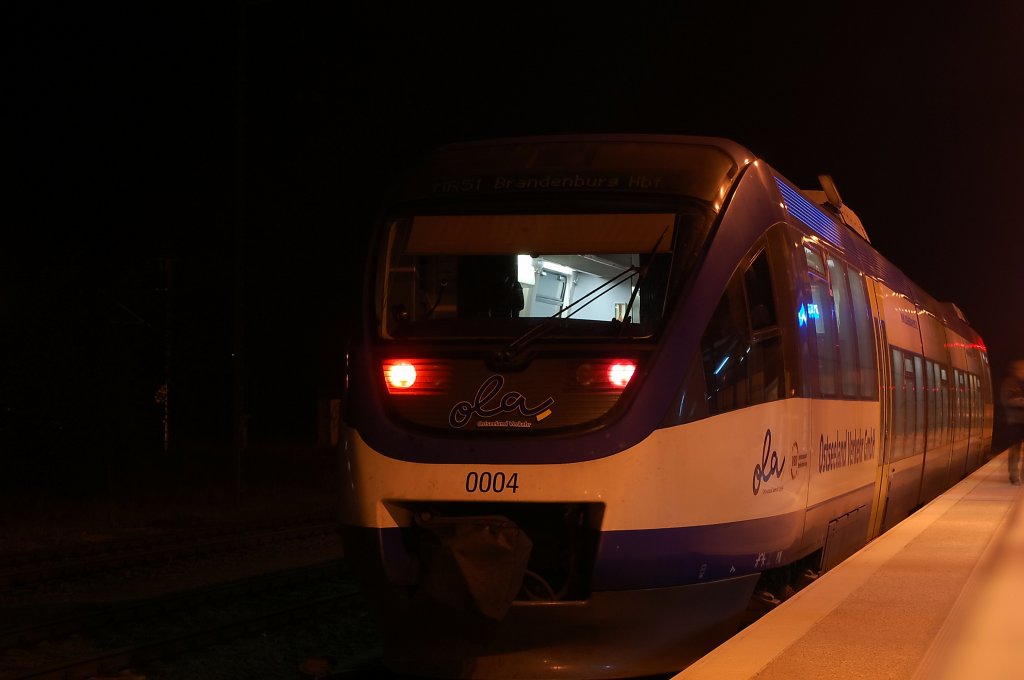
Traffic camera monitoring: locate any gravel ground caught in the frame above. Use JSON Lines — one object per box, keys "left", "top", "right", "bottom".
{"left": 0, "top": 480, "right": 394, "bottom": 680}
{"left": 136, "top": 604, "right": 384, "bottom": 680}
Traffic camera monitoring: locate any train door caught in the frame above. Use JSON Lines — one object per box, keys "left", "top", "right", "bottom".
{"left": 867, "top": 281, "right": 893, "bottom": 540}
{"left": 917, "top": 357, "right": 952, "bottom": 505}
{"left": 880, "top": 348, "right": 929, "bottom": 531}
{"left": 950, "top": 369, "right": 970, "bottom": 481}
{"left": 964, "top": 345, "right": 987, "bottom": 471}
{"left": 978, "top": 352, "right": 994, "bottom": 458}
{"left": 967, "top": 371, "right": 979, "bottom": 470}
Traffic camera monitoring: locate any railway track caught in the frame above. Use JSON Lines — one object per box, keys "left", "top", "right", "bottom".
{"left": 0, "top": 517, "right": 340, "bottom": 589}
{"left": 0, "top": 561, "right": 346, "bottom": 653}
{"left": 0, "top": 515, "right": 332, "bottom": 568}
{"left": 0, "top": 518, "right": 816, "bottom": 679}
{"left": 0, "top": 561, "right": 361, "bottom": 680}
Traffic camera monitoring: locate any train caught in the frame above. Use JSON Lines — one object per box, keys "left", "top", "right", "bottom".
{"left": 338, "top": 134, "right": 993, "bottom": 679}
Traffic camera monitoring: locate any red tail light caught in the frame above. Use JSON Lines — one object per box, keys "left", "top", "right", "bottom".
{"left": 574, "top": 360, "right": 637, "bottom": 390}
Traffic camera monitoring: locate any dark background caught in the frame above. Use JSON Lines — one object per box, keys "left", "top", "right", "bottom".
{"left": 5, "top": 3, "right": 1024, "bottom": 504}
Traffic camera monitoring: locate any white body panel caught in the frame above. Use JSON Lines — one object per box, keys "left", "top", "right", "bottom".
{"left": 877, "top": 286, "right": 924, "bottom": 352}
{"left": 342, "top": 397, "right": 880, "bottom": 533}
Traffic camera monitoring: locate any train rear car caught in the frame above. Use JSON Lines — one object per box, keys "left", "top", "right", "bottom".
{"left": 338, "top": 135, "right": 992, "bottom": 678}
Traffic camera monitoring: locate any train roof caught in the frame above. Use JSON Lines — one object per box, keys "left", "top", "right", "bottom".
{"left": 433, "top": 135, "right": 872, "bottom": 238}
{"left": 434, "top": 133, "right": 758, "bottom": 167}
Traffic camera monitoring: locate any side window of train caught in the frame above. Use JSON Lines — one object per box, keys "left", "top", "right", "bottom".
{"left": 827, "top": 256, "right": 859, "bottom": 398}
{"left": 952, "top": 369, "right": 964, "bottom": 440}
{"left": 803, "top": 245, "right": 837, "bottom": 396}
{"left": 802, "top": 245, "right": 877, "bottom": 401}
{"left": 890, "top": 348, "right": 921, "bottom": 461}
{"left": 975, "top": 374, "right": 984, "bottom": 430}
{"left": 926, "top": 360, "right": 945, "bottom": 450}
{"left": 914, "top": 354, "right": 926, "bottom": 452}
{"left": 892, "top": 350, "right": 927, "bottom": 459}
{"left": 827, "top": 258, "right": 879, "bottom": 400}
{"left": 700, "top": 243, "right": 784, "bottom": 415}
{"left": 956, "top": 370, "right": 970, "bottom": 440}
{"left": 970, "top": 373, "right": 982, "bottom": 432}
{"left": 940, "top": 365, "right": 951, "bottom": 442}
{"left": 847, "top": 268, "right": 879, "bottom": 399}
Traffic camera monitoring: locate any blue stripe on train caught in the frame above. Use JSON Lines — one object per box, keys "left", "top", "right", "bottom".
{"left": 592, "top": 510, "right": 804, "bottom": 590}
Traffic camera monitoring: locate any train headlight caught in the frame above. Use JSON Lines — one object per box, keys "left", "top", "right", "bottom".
{"left": 384, "top": 361, "right": 417, "bottom": 390}
{"left": 608, "top": 362, "right": 636, "bottom": 387}
{"left": 380, "top": 359, "right": 449, "bottom": 395}
{"left": 575, "top": 360, "right": 637, "bottom": 390}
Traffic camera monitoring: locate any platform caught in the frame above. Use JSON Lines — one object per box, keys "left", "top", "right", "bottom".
{"left": 674, "top": 448, "right": 1024, "bottom": 680}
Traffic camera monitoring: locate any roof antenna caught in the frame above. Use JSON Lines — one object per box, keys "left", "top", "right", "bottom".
{"left": 818, "top": 174, "right": 843, "bottom": 210}
{"left": 807, "top": 173, "right": 870, "bottom": 243}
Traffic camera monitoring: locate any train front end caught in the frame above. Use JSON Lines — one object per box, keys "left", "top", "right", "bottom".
{"left": 340, "top": 137, "right": 761, "bottom": 678}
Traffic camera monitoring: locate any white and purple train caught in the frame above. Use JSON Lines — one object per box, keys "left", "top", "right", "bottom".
{"left": 339, "top": 135, "right": 993, "bottom": 678}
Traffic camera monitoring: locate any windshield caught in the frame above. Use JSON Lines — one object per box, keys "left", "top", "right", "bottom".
{"left": 375, "top": 209, "right": 709, "bottom": 341}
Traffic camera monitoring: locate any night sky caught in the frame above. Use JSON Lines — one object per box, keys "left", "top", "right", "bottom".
{"left": 5, "top": 3, "right": 1024, "bottom": 494}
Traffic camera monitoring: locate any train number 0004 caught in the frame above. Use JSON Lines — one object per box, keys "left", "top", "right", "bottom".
{"left": 465, "top": 471, "right": 519, "bottom": 494}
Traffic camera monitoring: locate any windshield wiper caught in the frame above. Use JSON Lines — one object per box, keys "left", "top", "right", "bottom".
{"left": 615, "top": 226, "right": 670, "bottom": 336}
{"left": 494, "top": 226, "right": 672, "bottom": 364}
{"left": 493, "top": 265, "right": 640, "bottom": 365}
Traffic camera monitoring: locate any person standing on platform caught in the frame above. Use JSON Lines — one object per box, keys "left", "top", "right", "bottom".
{"left": 1002, "top": 359, "right": 1024, "bottom": 484}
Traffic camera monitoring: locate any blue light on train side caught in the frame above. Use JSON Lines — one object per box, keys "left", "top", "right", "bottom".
{"left": 798, "top": 304, "right": 808, "bottom": 327}
{"left": 807, "top": 303, "right": 820, "bottom": 319}
{"left": 775, "top": 177, "right": 843, "bottom": 247}
{"left": 714, "top": 356, "right": 730, "bottom": 375}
